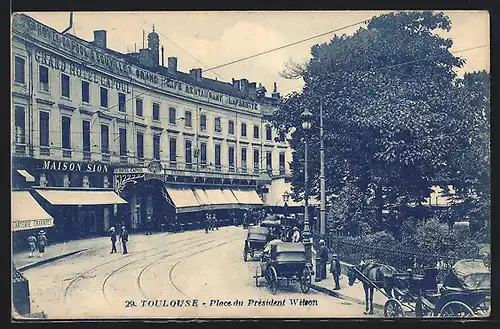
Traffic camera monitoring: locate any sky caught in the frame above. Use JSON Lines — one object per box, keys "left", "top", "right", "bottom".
{"left": 20, "top": 11, "right": 490, "bottom": 96}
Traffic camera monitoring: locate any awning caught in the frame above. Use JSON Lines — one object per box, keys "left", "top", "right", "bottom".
{"left": 232, "top": 188, "right": 264, "bottom": 207}
{"left": 35, "top": 189, "right": 128, "bottom": 205}
{"left": 12, "top": 191, "right": 54, "bottom": 232}
{"left": 204, "top": 188, "right": 235, "bottom": 209}
{"left": 165, "top": 187, "right": 204, "bottom": 214}
{"left": 222, "top": 189, "right": 239, "bottom": 204}
{"left": 17, "top": 169, "right": 35, "bottom": 183}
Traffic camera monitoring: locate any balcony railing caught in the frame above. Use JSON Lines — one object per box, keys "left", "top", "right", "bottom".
{"left": 137, "top": 157, "right": 144, "bottom": 166}
{"left": 102, "top": 153, "right": 110, "bottom": 162}
{"left": 14, "top": 144, "right": 26, "bottom": 154}
{"left": 120, "top": 155, "right": 128, "bottom": 164}
{"left": 40, "top": 146, "right": 50, "bottom": 156}
{"left": 62, "top": 149, "right": 72, "bottom": 158}
{"left": 83, "top": 151, "right": 91, "bottom": 161}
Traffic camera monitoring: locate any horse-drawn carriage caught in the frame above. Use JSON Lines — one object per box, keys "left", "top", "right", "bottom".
{"left": 347, "top": 259, "right": 490, "bottom": 318}
{"left": 243, "top": 226, "right": 270, "bottom": 262}
{"left": 384, "top": 259, "right": 490, "bottom": 318}
{"left": 254, "top": 242, "right": 312, "bottom": 295}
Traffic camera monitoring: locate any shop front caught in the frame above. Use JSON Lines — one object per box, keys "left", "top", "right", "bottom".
{"left": 25, "top": 159, "right": 128, "bottom": 242}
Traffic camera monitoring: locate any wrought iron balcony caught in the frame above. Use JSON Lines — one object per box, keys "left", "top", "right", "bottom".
{"left": 62, "top": 149, "right": 72, "bottom": 158}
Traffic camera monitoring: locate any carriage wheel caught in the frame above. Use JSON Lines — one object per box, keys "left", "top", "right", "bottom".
{"left": 255, "top": 266, "right": 260, "bottom": 287}
{"left": 439, "top": 301, "right": 475, "bottom": 318}
{"left": 384, "top": 299, "right": 405, "bottom": 318}
{"left": 250, "top": 251, "right": 255, "bottom": 258}
{"left": 243, "top": 250, "right": 248, "bottom": 262}
{"left": 300, "top": 267, "right": 312, "bottom": 294}
{"left": 267, "top": 266, "right": 278, "bottom": 295}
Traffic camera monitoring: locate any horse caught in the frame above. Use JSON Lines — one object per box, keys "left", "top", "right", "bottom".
{"left": 346, "top": 260, "right": 398, "bottom": 315}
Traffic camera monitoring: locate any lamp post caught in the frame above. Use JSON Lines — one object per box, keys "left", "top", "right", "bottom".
{"left": 282, "top": 191, "right": 290, "bottom": 218}
{"left": 300, "top": 108, "right": 314, "bottom": 267}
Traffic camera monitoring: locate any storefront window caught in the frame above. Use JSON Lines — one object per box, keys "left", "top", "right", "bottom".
{"left": 88, "top": 173, "right": 103, "bottom": 188}
{"left": 69, "top": 172, "right": 83, "bottom": 187}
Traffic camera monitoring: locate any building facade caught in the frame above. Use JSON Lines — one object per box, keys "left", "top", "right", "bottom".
{"left": 11, "top": 13, "right": 293, "bottom": 238}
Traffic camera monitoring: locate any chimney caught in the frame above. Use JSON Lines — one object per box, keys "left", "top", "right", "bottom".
{"left": 248, "top": 82, "right": 257, "bottom": 99}
{"left": 232, "top": 78, "right": 241, "bottom": 90}
{"left": 161, "top": 46, "right": 165, "bottom": 67}
{"left": 139, "top": 48, "right": 153, "bottom": 67}
{"left": 240, "top": 78, "right": 249, "bottom": 95}
{"left": 272, "top": 82, "right": 281, "bottom": 100}
{"left": 168, "top": 57, "right": 177, "bottom": 73}
{"left": 147, "top": 27, "right": 160, "bottom": 67}
{"left": 189, "top": 68, "right": 197, "bottom": 79}
{"left": 196, "top": 68, "right": 202, "bottom": 81}
{"left": 93, "top": 30, "right": 107, "bottom": 48}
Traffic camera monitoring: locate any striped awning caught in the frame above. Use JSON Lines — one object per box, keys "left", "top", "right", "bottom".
{"left": 12, "top": 191, "right": 54, "bottom": 232}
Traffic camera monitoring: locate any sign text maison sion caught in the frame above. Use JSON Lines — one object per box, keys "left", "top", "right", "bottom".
{"left": 40, "top": 160, "right": 109, "bottom": 173}
{"left": 15, "top": 13, "right": 260, "bottom": 111}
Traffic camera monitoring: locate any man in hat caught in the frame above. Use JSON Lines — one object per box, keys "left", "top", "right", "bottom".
{"left": 37, "top": 230, "right": 48, "bottom": 258}
{"left": 330, "top": 254, "right": 341, "bottom": 290}
{"left": 292, "top": 226, "right": 301, "bottom": 243}
{"left": 27, "top": 233, "right": 37, "bottom": 258}
{"left": 108, "top": 227, "right": 117, "bottom": 254}
{"left": 119, "top": 226, "right": 129, "bottom": 254}
{"left": 204, "top": 213, "right": 210, "bottom": 234}
{"left": 318, "top": 239, "right": 329, "bottom": 280}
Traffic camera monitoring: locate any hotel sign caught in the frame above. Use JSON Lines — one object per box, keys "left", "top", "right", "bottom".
{"left": 13, "top": 13, "right": 261, "bottom": 112}
{"left": 36, "top": 160, "right": 110, "bottom": 173}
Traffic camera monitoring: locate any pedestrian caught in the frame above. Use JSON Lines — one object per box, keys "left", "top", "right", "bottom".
{"left": 330, "top": 254, "right": 341, "bottom": 290}
{"left": 213, "top": 214, "right": 219, "bottom": 230}
{"left": 243, "top": 213, "right": 248, "bottom": 229}
{"left": 318, "top": 239, "right": 329, "bottom": 280}
{"left": 27, "top": 233, "right": 37, "bottom": 258}
{"left": 119, "top": 226, "right": 129, "bottom": 254}
{"left": 205, "top": 213, "right": 210, "bottom": 234}
{"left": 37, "top": 230, "right": 48, "bottom": 258}
{"left": 292, "top": 226, "right": 301, "bottom": 243}
{"left": 109, "top": 227, "right": 117, "bottom": 254}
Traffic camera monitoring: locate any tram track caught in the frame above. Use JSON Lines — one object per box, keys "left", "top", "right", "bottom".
{"left": 62, "top": 233, "right": 206, "bottom": 304}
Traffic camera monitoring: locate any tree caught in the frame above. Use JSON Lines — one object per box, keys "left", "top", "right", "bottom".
{"left": 272, "top": 11, "right": 473, "bottom": 233}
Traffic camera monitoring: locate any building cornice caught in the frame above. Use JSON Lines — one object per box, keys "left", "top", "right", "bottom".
{"left": 134, "top": 121, "right": 148, "bottom": 128}
{"left": 150, "top": 125, "right": 164, "bottom": 131}
{"left": 167, "top": 129, "right": 180, "bottom": 134}
{"left": 213, "top": 136, "right": 224, "bottom": 141}
{"left": 183, "top": 132, "right": 196, "bottom": 137}
{"left": 12, "top": 91, "right": 30, "bottom": 100}
{"left": 58, "top": 103, "right": 77, "bottom": 112}
{"left": 36, "top": 98, "right": 55, "bottom": 106}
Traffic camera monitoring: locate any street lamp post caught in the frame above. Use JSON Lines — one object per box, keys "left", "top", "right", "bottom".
{"left": 300, "top": 108, "right": 314, "bottom": 268}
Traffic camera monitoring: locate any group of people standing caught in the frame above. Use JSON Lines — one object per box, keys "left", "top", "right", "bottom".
{"left": 108, "top": 226, "right": 129, "bottom": 254}
{"left": 317, "top": 239, "right": 342, "bottom": 290}
{"left": 27, "top": 230, "right": 48, "bottom": 258}
{"left": 204, "top": 212, "right": 219, "bottom": 233}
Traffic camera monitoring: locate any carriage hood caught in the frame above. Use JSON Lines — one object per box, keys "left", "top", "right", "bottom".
{"left": 448, "top": 259, "right": 491, "bottom": 291}
{"left": 247, "top": 227, "right": 269, "bottom": 241}
{"left": 260, "top": 220, "right": 281, "bottom": 228}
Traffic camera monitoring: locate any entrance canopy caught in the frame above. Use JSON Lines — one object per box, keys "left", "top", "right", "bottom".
{"left": 12, "top": 191, "right": 54, "bottom": 232}
{"left": 35, "top": 189, "right": 128, "bottom": 206}
{"left": 164, "top": 186, "right": 263, "bottom": 214}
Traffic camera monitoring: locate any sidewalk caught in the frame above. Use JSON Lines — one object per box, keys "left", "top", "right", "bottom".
{"left": 12, "top": 232, "right": 154, "bottom": 272}
{"left": 311, "top": 249, "right": 387, "bottom": 310}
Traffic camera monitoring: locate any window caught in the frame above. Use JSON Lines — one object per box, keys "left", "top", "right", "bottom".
{"left": 136, "top": 98, "right": 143, "bottom": 117}
{"left": 214, "top": 117, "right": 222, "bottom": 133}
{"left": 228, "top": 120, "right": 235, "bottom": 135}
{"left": 228, "top": 145, "right": 235, "bottom": 171}
{"left": 169, "top": 138, "right": 177, "bottom": 164}
{"left": 14, "top": 56, "right": 26, "bottom": 84}
{"left": 266, "top": 125, "right": 272, "bottom": 141}
{"left": 14, "top": 105, "right": 25, "bottom": 144}
{"left": 185, "top": 111, "right": 192, "bottom": 127}
{"left": 200, "top": 114, "right": 207, "bottom": 131}
{"left": 82, "top": 120, "right": 91, "bottom": 152}
{"left": 80, "top": 81, "right": 90, "bottom": 103}
{"left": 253, "top": 125, "right": 259, "bottom": 139}
{"left": 185, "top": 140, "right": 192, "bottom": 168}
{"left": 39, "top": 112, "right": 50, "bottom": 147}
{"left": 279, "top": 152, "right": 286, "bottom": 174}
{"left": 100, "top": 87, "right": 108, "bottom": 108}
{"left": 200, "top": 142, "right": 207, "bottom": 165}
{"left": 101, "top": 125, "right": 109, "bottom": 154}
{"left": 253, "top": 149, "right": 260, "bottom": 171}
{"left": 137, "top": 132, "right": 144, "bottom": 159}
{"left": 153, "top": 103, "right": 160, "bottom": 121}
{"left": 39, "top": 66, "right": 49, "bottom": 91}
{"left": 61, "top": 74, "right": 70, "bottom": 98}
{"left": 61, "top": 116, "right": 71, "bottom": 149}
{"left": 169, "top": 107, "right": 176, "bottom": 124}
{"left": 119, "top": 128, "right": 127, "bottom": 156}
{"left": 241, "top": 148, "right": 247, "bottom": 169}
{"left": 266, "top": 151, "right": 272, "bottom": 172}
{"left": 241, "top": 123, "right": 247, "bottom": 137}
{"left": 118, "top": 93, "right": 126, "bottom": 112}
{"left": 279, "top": 131, "right": 286, "bottom": 142}
{"left": 214, "top": 144, "right": 221, "bottom": 169}
{"left": 153, "top": 135, "right": 161, "bottom": 160}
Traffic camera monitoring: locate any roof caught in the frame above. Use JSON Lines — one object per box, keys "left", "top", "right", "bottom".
{"left": 276, "top": 242, "right": 306, "bottom": 254}
{"left": 260, "top": 220, "right": 281, "bottom": 228}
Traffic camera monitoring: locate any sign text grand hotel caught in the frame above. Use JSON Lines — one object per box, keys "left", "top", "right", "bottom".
{"left": 13, "top": 14, "right": 260, "bottom": 112}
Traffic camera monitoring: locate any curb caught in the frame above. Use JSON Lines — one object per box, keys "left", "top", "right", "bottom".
{"left": 310, "top": 283, "right": 385, "bottom": 310}
{"left": 17, "top": 249, "right": 89, "bottom": 272}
